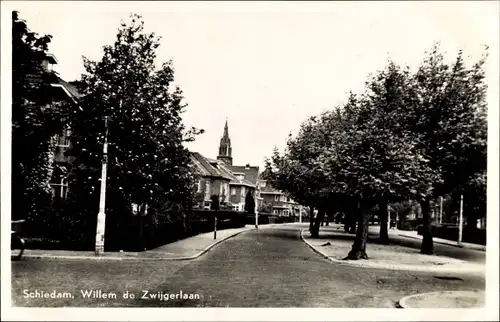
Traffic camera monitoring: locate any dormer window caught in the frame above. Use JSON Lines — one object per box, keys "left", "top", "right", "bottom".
{"left": 260, "top": 180, "right": 266, "bottom": 188}
{"left": 42, "top": 53, "right": 58, "bottom": 72}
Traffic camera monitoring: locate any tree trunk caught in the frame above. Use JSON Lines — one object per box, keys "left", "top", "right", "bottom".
{"left": 310, "top": 208, "right": 326, "bottom": 238}
{"left": 349, "top": 211, "right": 357, "bottom": 234}
{"left": 343, "top": 212, "right": 350, "bottom": 232}
{"left": 420, "top": 198, "right": 434, "bottom": 255}
{"left": 308, "top": 205, "right": 315, "bottom": 232}
{"left": 379, "top": 200, "right": 389, "bottom": 244}
{"left": 344, "top": 205, "right": 369, "bottom": 260}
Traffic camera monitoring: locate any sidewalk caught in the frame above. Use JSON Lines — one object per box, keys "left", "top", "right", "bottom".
{"left": 301, "top": 226, "right": 485, "bottom": 274}
{"left": 399, "top": 290, "right": 485, "bottom": 308}
{"left": 395, "top": 229, "right": 486, "bottom": 252}
{"left": 17, "top": 223, "right": 290, "bottom": 261}
{"left": 19, "top": 225, "right": 257, "bottom": 261}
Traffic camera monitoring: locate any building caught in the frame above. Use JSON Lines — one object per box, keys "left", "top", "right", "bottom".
{"left": 216, "top": 120, "right": 261, "bottom": 211}
{"left": 190, "top": 152, "right": 234, "bottom": 209}
{"left": 258, "top": 179, "right": 303, "bottom": 217}
{"left": 190, "top": 119, "right": 261, "bottom": 212}
{"left": 40, "top": 53, "right": 82, "bottom": 201}
{"left": 226, "top": 164, "right": 258, "bottom": 211}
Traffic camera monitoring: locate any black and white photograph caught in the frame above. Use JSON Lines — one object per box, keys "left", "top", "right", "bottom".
{"left": 1, "top": 1, "right": 498, "bottom": 321}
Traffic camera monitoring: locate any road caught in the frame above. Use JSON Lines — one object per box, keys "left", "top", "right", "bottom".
{"left": 11, "top": 224, "right": 484, "bottom": 307}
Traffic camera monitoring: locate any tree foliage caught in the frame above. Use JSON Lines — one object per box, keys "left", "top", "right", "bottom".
{"left": 265, "top": 43, "right": 488, "bottom": 259}
{"left": 12, "top": 11, "right": 70, "bottom": 222}
{"left": 244, "top": 190, "right": 256, "bottom": 214}
{"left": 67, "top": 14, "right": 202, "bottom": 234}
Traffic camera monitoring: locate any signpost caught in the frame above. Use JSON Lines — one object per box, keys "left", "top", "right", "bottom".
{"left": 214, "top": 214, "right": 217, "bottom": 240}
{"left": 458, "top": 194, "right": 464, "bottom": 246}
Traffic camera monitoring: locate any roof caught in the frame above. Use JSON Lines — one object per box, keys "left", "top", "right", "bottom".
{"left": 58, "top": 78, "right": 82, "bottom": 98}
{"left": 227, "top": 165, "right": 260, "bottom": 185}
{"left": 190, "top": 152, "right": 233, "bottom": 181}
{"left": 45, "top": 53, "right": 58, "bottom": 64}
{"left": 259, "top": 182, "right": 283, "bottom": 194}
{"left": 229, "top": 177, "right": 255, "bottom": 188}
{"left": 50, "top": 77, "right": 83, "bottom": 106}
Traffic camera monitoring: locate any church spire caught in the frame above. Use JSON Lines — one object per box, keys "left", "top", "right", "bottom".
{"left": 217, "top": 118, "right": 233, "bottom": 165}
{"left": 223, "top": 118, "right": 229, "bottom": 138}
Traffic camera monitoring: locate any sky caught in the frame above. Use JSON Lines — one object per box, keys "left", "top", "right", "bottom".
{"left": 2, "top": 1, "right": 499, "bottom": 170}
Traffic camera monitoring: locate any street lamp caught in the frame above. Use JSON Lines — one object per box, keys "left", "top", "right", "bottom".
{"left": 95, "top": 115, "right": 109, "bottom": 255}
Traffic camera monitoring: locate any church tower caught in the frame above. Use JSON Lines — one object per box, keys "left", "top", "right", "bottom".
{"left": 217, "top": 119, "right": 233, "bottom": 165}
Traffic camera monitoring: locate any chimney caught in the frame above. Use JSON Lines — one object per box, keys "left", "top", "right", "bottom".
{"left": 245, "top": 164, "right": 250, "bottom": 170}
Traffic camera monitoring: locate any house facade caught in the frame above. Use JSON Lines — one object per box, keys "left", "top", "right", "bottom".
{"left": 259, "top": 179, "right": 304, "bottom": 217}
{"left": 190, "top": 152, "right": 233, "bottom": 209}
{"left": 41, "top": 53, "right": 82, "bottom": 201}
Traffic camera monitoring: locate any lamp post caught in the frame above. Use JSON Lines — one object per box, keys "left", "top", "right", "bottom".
{"left": 95, "top": 115, "right": 109, "bottom": 255}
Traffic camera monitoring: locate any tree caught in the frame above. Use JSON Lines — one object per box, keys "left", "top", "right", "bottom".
{"left": 357, "top": 61, "right": 437, "bottom": 244}
{"left": 244, "top": 191, "right": 256, "bottom": 214}
{"left": 12, "top": 11, "right": 70, "bottom": 222}
{"left": 210, "top": 195, "right": 220, "bottom": 211}
{"left": 259, "top": 201, "right": 273, "bottom": 213}
{"left": 264, "top": 44, "right": 488, "bottom": 260}
{"left": 408, "top": 44, "right": 488, "bottom": 254}
{"left": 67, "top": 14, "right": 202, "bottom": 242}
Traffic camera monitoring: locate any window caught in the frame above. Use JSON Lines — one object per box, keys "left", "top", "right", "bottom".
{"left": 233, "top": 205, "right": 239, "bottom": 211}
{"left": 241, "top": 187, "right": 246, "bottom": 196}
{"left": 205, "top": 181, "right": 211, "bottom": 196}
{"left": 237, "top": 174, "right": 245, "bottom": 180}
{"left": 50, "top": 177, "right": 68, "bottom": 200}
{"left": 231, "top": 187, "right": 236, "bottom": 195}
{"left": 273, "top": 209, "right": 278, "bottom": 214}
{"left": 274, "top": 195, "right": 279, "bottom": 201}
{"left": 55, "top": 128, "right": 71, "bottom": 148}
{"left": 260, "top": 181, "right": 266, "bottom": 188}
{"left": 197, "top": 180, "right": 202, "bottom": 193}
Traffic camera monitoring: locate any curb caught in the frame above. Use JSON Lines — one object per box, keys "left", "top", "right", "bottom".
{"left": 18, "top": 228, "right": 256, "bottom": 262}
{"left": 397, "top": 233, "right": 486, "bottom": 252}
{"left": 300, "top": 229, "right": 485, "bottom": 274}
{"left": 398, "top": 290, "right": 485, "bottom": 308}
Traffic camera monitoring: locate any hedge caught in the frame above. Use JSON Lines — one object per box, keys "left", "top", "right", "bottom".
{"left": 17, "top": 208, "right": 247, "bottom": 252}
{"left": 417, "top": 225, "right": 486, "bottom": 245}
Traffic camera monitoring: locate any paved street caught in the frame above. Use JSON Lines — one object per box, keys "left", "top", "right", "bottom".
{"left": 11, "top": 224, "right": 484, "bottom": 308}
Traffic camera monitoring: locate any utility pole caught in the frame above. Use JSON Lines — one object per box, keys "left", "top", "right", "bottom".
{"left": 95, "top": 116, "right": 109, "bottom": 255}
{"left": 255, "top": 210, "right": 259, "bottom": 229}
{"left": 458, "top": 194, "right": 464, "bottom": 246}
